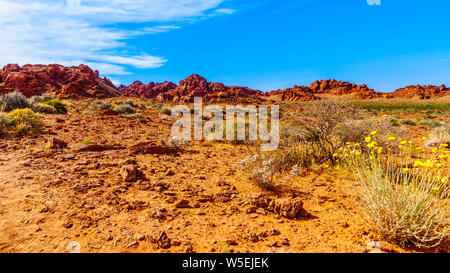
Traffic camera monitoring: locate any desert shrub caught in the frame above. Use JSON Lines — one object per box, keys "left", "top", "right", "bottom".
{"left": 83, "top": 110, "right": 94, "bottom": 116}
{"left": 279, "top": 100, "right": 362, "bottom": 167}
{"left": 123, "top": 99, "right": 136, "bottom": 107}
{"left": 152, "top": 103, "right": 164, "bottom": 109}
{"left": 426, "top": 125, "right": 450, "bottom": 147}
{"left": 5, "top": 108, "right": 43, "bottom": 134}
{"left": 0, "top": 113, "right": 7, "bottom": 135}
{"left": 80, "top": 138, "right": 91, "bottom": 145}
{"left": 344, "top": 135, "right": 449, "bottom": 248}
{"left": 168, "top": 136, "right": 191, "bottom": 151}
{"left": 238, "top": 154, "right": 276, "bottom": 190}
{"left": 89, "top": 99, "right": 111, "bottom": 110}
{"left": 401, "top": 119, "right": 417, "bottom": 126}
{"left": 42, "top": 99, "right": 67, "bottom": 114}
{"left": 124, "top": 113, "right": 144, "bottom": 119}
{"left": 113, "top": 104, "right": 135, "bottom": 114}
{"left": 160, "top": 107, "right": 172, "bottom": 116}
{"left": 31, "top": 103, "right": 57, "bottom": 114}
{"left": 0, "top": 91, "right": 29, "bottom": 112}
{"left": 28, "top": 94, "right": 54, "bottom": 104}
{"left": 418, "top": 120, "right": 445, "bottom": 128}
{"left": 139, "top": 101, "right": 151, "bottom": 109}
{"left": 334, "top": 118, "right": 405, "bottom": 150}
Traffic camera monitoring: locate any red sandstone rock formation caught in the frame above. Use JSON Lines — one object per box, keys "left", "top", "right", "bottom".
{"left": 155, "top": 74, "right": 262, "bottom": 103}
{"left": 268, "top": 86, "right": 317, "bottom": 101}
{"left": 0, "top": 64, "right": 121, "bottom": 98}
{"left": 387, "top": 85, "right": 449, "bottom": 99}
{"left": 309, "top": 79, "right": 381, "bottom": 99}
{"left": 118, "top": 81, "right": 177, "bottom": 98}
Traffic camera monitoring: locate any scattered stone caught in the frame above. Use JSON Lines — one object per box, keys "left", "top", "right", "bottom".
{"left": 267, "top": 198, "right": 307, "bottom": 219}
{"left": 63, "top": 221, "right": 73, "bottom": 229}
{"left": 48, "top": 137, "right": 68, "bottom": 149}
{"left": 120, "top": 164, "right": 138, "bottom": 182}
{"left": 175, "top": 199, "right": 191, "bottom": 208}
{"left": 226, "top": 239, "right": 238, "bottom": 246}
{"left": 248, "top": 232, "right": 259, "bottom": 243}
{"left": 366, "top": 241, "right": 395, "bottom": 253}
{"left": 157, "top": 231, "right": 171, "bottom": 249}
{"left": 126, "top": 241, "right": 139, "bottom": 248}
{"left": 267, "top": 247, "right": 295, "bottom": 253}
{"left": 76, "top": 144, "right": 124, "bottom": 153}
{"left": 135, "top": 234, "right": 146, "bottom": 241}
{"left": 280, "top": 238, "right": 290, "bottom": 246}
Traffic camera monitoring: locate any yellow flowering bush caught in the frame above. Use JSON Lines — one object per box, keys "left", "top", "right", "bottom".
{"left": 341, "top": 132, "right": 449, "bottom": 248}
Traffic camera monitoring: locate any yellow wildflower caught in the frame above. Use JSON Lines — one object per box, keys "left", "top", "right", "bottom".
{"left": 365, "top": 136, "right": 372, "bottom": 143}
{"left": 370, "top": 131, "right": 378, "bottom": 136}
{"left": 387, "top": 136, "right": 396, "bottom": 141}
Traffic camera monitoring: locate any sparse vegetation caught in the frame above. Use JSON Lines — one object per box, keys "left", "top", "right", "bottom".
{"left": 113, "top": 103, "right": 135, "bottom": 114}
{"left": 0, "top": 91, "right": 29, "bottom": 112}
{"left": 160, "top": 107, "right": 172, "bottom": 116}
{"left": 42, "top": 99, "right": 67, "bottom": 114}
{"left": 89, "top": 99, "right": 112, "bottom": 110}
{"left": 342, "top": 132, "right": 449, "bottom": 248}
{"left": 80, "top": 138, "right": 92, "bottom": 145}
{"left": 3, "top": 108, "right": 43, "bottom": 134}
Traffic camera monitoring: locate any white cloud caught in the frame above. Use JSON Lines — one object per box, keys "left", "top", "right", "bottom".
{"left": 215, "top": 8, "right": 236, "bottom": 15}
{"left": 0, "top": 0, "right": 232, "bottom": 76}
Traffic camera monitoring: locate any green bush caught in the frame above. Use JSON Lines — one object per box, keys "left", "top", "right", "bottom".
{"left": 0, "top": 91, "right": 30, "bottom": 112}
{"left": 5, "top": 108, "right": 43, "bottom": 134}
{"left": 32, "top": 103, "right": 57, "bottom": 114}
{"left": 43, "top": 99, "right": 67, "bottom": 114}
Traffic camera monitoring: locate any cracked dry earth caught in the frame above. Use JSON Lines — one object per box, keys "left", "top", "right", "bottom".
{"left": 0, "top": 100, "right": 405, "bottom": 253}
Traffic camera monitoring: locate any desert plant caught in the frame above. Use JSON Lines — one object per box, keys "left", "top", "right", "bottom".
{"left": 31, "top": 103, "right": 57, "bottom": 114}
{"left": 5, "top": 108, "right": 43, "bottom": 134}
{"left": 124, "top": 113, "right": 144, "bottom": 119}
{"left": 89, "top": 99, "right": 112, "bottom": 110}
{"left": 344, "top": 134, "right": 449, "bottom": 248}
{"left": 123, "top": 99, "right": 136, "bottom": 107}
{"left": 167, "top": 136, "right": 191, "bottom": 151}
{"left": 401, "top": 119, "right": 417, "bottom": 126}
{"left": 238, "top": 154, "right": 277, "bottom": 190}
{"left": 43, "top": 99, "right": 67, "bottom": 114}
{"left": 0, "top": 91, "right": 29, "bottom": 112}
{"left": 0, "top": 113, "right": 7, "bottom": 135}
{"left": 426, "top": 125, "right": 450, "bottom": 147}
{"left": 160, "top": 107, "right": 172, "bottom": 116}
{"left": 113, "top": 104, "right": 135, "bottom": 114}
{"left": 28, "top": 94, "right": 54, "bottom": 104}
{"left": 80, "top": 138, "right": 92, "bottom": 145}
{"left": 334, "top": 118, "right": 405, "bottom": 151}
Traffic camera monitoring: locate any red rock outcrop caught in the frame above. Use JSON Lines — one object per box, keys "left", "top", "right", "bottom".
{"left": 155, "top": 74, "right": 263, "bottom": 103}
{"left": 268, "top": 86, "right": 317, "bottom": 101}
{"left": 118, "top": 81, "right": 177, "bottom": 98}
{"left": 387, "top": 85, "right": 449, "bottom": 99}
{"left": 0, "top": 64, "right": 121, "bottom": 98}
{"left": 309, "top": 79, "right": 381, "bottom": 99}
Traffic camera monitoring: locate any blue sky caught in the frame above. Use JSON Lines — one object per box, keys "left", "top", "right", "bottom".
{"left": 2, "top": 0, "right": 450, "bottom": 92}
